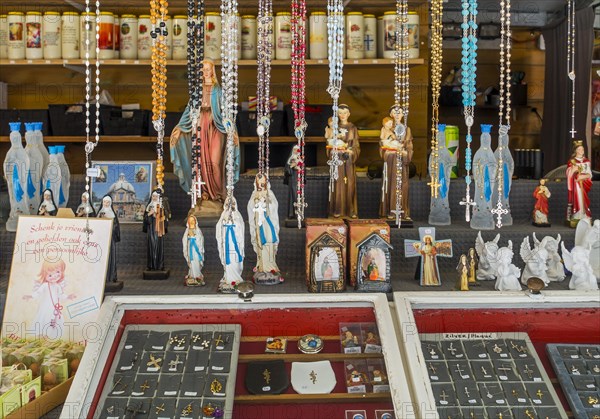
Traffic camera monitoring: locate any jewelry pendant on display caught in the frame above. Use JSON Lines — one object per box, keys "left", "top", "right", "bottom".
{"left": 465, "top": 115, "right": 474, "bottom": 127}
{"left": 394, "top": 123, "right": 406, "bottom": 139}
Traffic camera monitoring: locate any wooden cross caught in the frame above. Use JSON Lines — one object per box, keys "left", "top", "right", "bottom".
{"left": 168, "top": 355, "right": 183, "bottom": 371}
{"left": 460, "top": 194, "right": 476, "bottom": 222}
{"left": 146, "top": 354, "right": 162, "bottom": 369}
{"left": 139, "top": 380, "right": 150, "bottom": 392}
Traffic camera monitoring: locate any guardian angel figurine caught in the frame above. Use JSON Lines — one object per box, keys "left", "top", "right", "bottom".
{"left": 474, "top": 232, "right": 500, "bottom": 281}
{"left": 491, "top": 241, "right": 522, "bottom": 291}
{"left": 561, "top": 243, "right": 598, "bottom": 290}
{"left": 519, "top": 236, "right": 549, "bottom": 286}
{"left": 532, "top": 233, "right": 565, "bottom": 282}
{"left": 575, "top": 218, "right": 600, "bottom": 280}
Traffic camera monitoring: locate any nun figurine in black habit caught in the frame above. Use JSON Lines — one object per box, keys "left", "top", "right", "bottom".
{"left": 142, "top": 189, "right": 170, "bottom": 279}
{"left": 75, "top": 191, "right": 96, "bottom": 217}
{"left": 37, "top": 189, "right": 58, "bottom": 216}
{"left": 97, "top": 195, "right": 122, "bottom": 289}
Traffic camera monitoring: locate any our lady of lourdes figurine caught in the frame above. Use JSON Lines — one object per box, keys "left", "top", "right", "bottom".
{"left": 170, "top": 59, "right": 240, "bottom": 215}
{"left": 248, "top": 173, "right": 283, "bottom": 285}
{"left": 216, "top": 196, "right": 245, "bottom": 292}
{"left": 566, "top": 140, "right": 592, "bottom": 228}
{"left": 183, "top": 215, "right": 205, "bottom": 286}
{"left": 327, "top": 104, "right": 360, "bottom": 219}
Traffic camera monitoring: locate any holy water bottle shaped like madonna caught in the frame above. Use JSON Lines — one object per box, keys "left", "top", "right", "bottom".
{"left": 428, "top": 124, "right": 452, "bottom": 226}
{"left": 24, "top": 122, "right": 43, "bottom": 214}
{"left": 34, "top": 122, "right": 49, "bottom": 177}
{"left": 55, "top": 145, "right": 71, "bottom": 208}
{"left": 4, "top": 122, "right": 30, "bottom": 231}
{"left": 42, "top": 146, "right": 63, "bottom": 208}
{"left": 470, "top": 124, "right": 497, "bottom": 231}
{"left": 493, "top": 126, "right": 513, "bottom": 226}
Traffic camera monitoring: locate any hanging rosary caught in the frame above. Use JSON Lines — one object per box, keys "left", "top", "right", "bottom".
{"left": 188, "top": 0, "right": 205, "bottom": 208}
{"left": 391, "top": 0, "right": 409, "bottom": 227}
{"left": 83, "top": 0, "right": 101, "bottom": 237}
{"left": 458, "top": 0, "right": 478, "bottom": 222}
{"left": 325, "top": 0, "right": 344, "bottom": 198}
{"left": 429, "top": 0, "right": 444, "bottom": 199}
{"left": 150, "top": 0, "right": 169, "bottom": 238}
{"left": 256, "top": 0, "right": 273, "bottom": 177}
{"left": 220, "top": 0, "right": 239, "bottom": 209}
{"left": 291, "top": 0, "right": 307, "bottom": 228}
{"left": 491, "top": 0, "right": 512, "bottom": 228}
{"left": 567, "top": 0, "right": 576, "bottom": 139}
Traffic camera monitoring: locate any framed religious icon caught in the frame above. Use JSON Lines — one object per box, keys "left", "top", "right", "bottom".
{"left": 404, "top": 227, "right": 452, "bottom": 286}
{"left": 355, "top": 233, "right": 393, "bottom": 293}
{"left": 90, "top": 160, "right": 155, "bottom": 223}
{"left": 308, "top": 233, "right": 345, "bottom": 293}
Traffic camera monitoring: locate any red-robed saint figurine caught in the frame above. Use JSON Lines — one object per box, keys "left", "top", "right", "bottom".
{"left": 532, "top": 178, "right": 551, "bottom": 227}
{"left": 566, "top": 141, "right": 592, "bottom": 228}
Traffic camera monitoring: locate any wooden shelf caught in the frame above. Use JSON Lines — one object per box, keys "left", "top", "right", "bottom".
{"left": 0, "top": 58, "right": 425, "bottom": 67}
{"left": 234, "top": 392, "right": 391, "bottom": 404}
{"left": 237, "top": 353, "right": 384, "bottom": 363}
{"left": 0, "top": 136, "right": 381, "bottom": 143}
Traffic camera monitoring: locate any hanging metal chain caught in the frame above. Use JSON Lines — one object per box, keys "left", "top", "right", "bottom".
{"left": 256, "top": 0, "right": 273, "bottom": 178}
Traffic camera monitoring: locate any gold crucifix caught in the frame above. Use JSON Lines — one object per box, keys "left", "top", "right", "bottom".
{"left": 428, "top": 175, "right": 441, "bottom": 198}
{"left": 155, "top": 403, "right": 165, "bottom": 414}
{"left": 536, "top": 389, "right": 544, "bottom": 399}
{"left": 263, "top": 369, "right": 271, "bottom": 384}
{"left": 214, "top": 335, "right": 224, "bottom": 347}
{"left": 139, "top": 380, "right": 150, "bottom": 392}
{"left": 147, "top": 354, "right": 162, "bottom": 369}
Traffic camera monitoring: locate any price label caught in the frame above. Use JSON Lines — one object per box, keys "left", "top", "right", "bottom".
{"left": 479, "top": 354, "right": 487, "bottom": 358}
{"left": 533, "top": 399, "right": 542, "bottom": 404}
{"left": 500, "top": 353, "right": 508, "bottom": 358}
{"left": 184, "top": 391, "right": 197, "bottom": 396}
{"left": 496, "top": 399, "right": 505, "bottom": 404}
{"left": 517, "top": 398, "right": 527, "bottom": 403}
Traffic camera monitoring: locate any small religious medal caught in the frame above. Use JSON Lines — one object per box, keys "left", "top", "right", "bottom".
{"left": 309, "top": 370, "right": 317, "bottom": 384}
{"left": 210, "top": 378, "right": 223, "bottom": 395}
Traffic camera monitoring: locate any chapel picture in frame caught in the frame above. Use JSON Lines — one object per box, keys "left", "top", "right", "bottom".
{"left": 308, "top": 233, "right": 345, "bottom": 293}
{"left": 90, "top": 161, "right": 155, "bottom": 223}
{"left": 355, "top": 233, "right": 393, "bottom": 293}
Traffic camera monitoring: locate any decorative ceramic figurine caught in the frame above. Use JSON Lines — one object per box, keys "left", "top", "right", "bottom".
{"left": 404, "top": 227, "right": 453, "bottom": 286}
{"left": 475, "top": 232, "right": 500, "bottom": 281}
{"left": 328, "top": 104, "right": 360, "bottom": 219}
{"left": 533, "top": 233, "right": 565, "bottom": 282}
{"left": 380, "top": 107, "right": 413, "bottom": 223}
{"left": 55, "top": 145, "right": 70, "bottom": 208}
{"left": 284, "top": 145, "right": 302, "bottom": 220}
{"left": 519, "top": 236, "right": 549, "bottom": 285}
{"left": 561, "top": 243, "right": 598, "bottom": 290}
{"left": 75, "top": 192, "right": 96, "bottom": 217}
{"left": 467, "top": 247, "right": 479, "bottom": 285}
{"left": 37, "top": 188, "right": 58, "bottom": 217}
{"left": 575, "top": 218, "right": 600, "bottom": 280}
{"left": 491, "top": 241, "right": 522, "bottom": 291}
{"left": 182, "top": 215, "right": 205, "bottom": 286}
{"left": 456, "top": 254, "right": 469, "bottom": 291}
{"left": 170, "top": 59, "right": 240, "bottom": 211}
{"left": 493, "top": 127, "right": 514, "bottom": 226}
{"left": 42, "top": 146, "right": 63, "bottom": 208}
{"left": 4, "top": 122, "right": 30, "bottom": 231}
{"left": 24, "top": 123, "right": 43, "bottom": 214}
{"left": 470, "top": 125, "right": 497, "bottom": 230}
{"left": 566, "top": 140, "right": 592, "bottom": 227}
{"left": 532, "top": 179, "right": 551, "bottom": 227}
{"left": 142, "top": 189, "right": 169, "bottom": 277}
{"left": 216, "top": 196, "right": 245, "bottom": 292}
{"left": 248, "top": 173, "right": 283, "bottom": 285}
{"left": 428, "top": 124, "right": 453, "bottom": 226}
{"left": 97, "top": 195, "right": 120, "bottom": 283}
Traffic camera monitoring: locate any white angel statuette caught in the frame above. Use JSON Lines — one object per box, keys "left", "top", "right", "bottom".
{"left": 575, "top": 219, "right": 600, "bottom": 280}
{"left": 533, "top": 233, "right": 565, "bottom": 282}
{"left": 561, "top": 244, "right": 598, "bottom": 291}
{"left": 520, "top": 236, "right": 549, "bottom": 285}
{"left": 475, "top": 232, "right": 500, "bottom": 281}
{"left": 492, "top": 241, "right": 522, "bottom": 292}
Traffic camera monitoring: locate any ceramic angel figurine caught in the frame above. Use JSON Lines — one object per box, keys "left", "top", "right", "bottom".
{"left": 492, "top": 241, "right": 522, "bottom": 291}
{"left": 4, "top": 122, "right": 30, "bottom": 231}
{"left": 561, "top": 243, "right": 598, "bottom": 290}
{"left": 37, "top": 189, "right": 58, "bottom": 217}
{"left": 97, "top": 195, "right": 120, "bottom": 283}
{"left": 533, "top": 233, "right": 565, "bottom": 282}
{"left": 75, "top": 192, "right": 96, "bottom": 217}
{"left": 182, "top": 215, "right": 205, "bottom": 286}
{"left": 456, "top": 254, "right": 469, "bottom": 291}
{"left": 475, "top": 232, "right": 500, "bottom": 281}
{"left": 216, "top": 196, "right": 245, "bottom": 292}
{"left": 566, "top": 141, "right": 592, "bottom": 227}
{"left": 532, "top": 179, "right": 551, "bottom": 227}
{"left": 575, "top": 218, "right": 600, "bottom": 280}
{"left": 519, "top": 236, "right": 549, "bottom": 285}
{"left": 248, "top": 173, "right": 283, "bottom": 285}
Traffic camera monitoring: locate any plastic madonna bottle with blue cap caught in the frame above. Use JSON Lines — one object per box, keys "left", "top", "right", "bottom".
{"left": 55, "top": 145, "right": 71, "bottom": 208}
{"left": 42, "top": 146, "right": 63, "bottom": 209}
{"left": 4, "top": 122, "right": 30, "bottom": 231}
{"left": 24, "top": 122, "right": 43, "bottom": 214}
{"left": 428, "top": 124, "right": 453, "bottom": 226}
{"left": 470, "top": 124, "right": 497, "bottom": 230}
{"left": 33, "top": 122, "right": 49, "bottom": 177}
